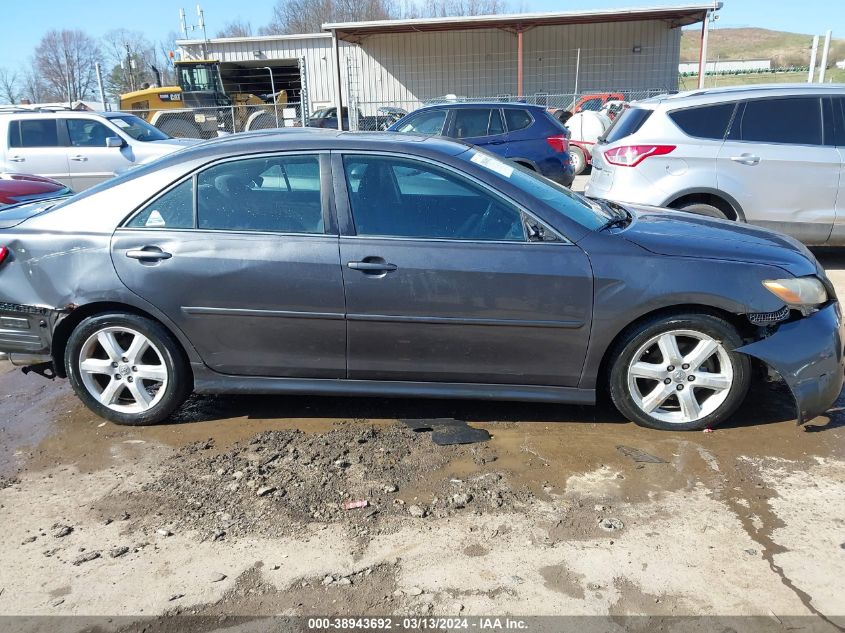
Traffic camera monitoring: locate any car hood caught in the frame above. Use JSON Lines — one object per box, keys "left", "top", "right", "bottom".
{"left": 620, "top": 204, "right": 818, "bottom": 277}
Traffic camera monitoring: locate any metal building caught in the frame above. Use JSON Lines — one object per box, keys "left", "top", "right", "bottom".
{"left": 177, "top": 3, "right": 717, "bottom": 123}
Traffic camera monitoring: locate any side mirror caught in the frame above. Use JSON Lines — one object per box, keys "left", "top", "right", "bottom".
{"left": 105, "top": 136, "right": 124, "bottom": 148}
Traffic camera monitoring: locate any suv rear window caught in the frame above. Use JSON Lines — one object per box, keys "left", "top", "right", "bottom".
{"left": 669, "top": 103, "right": 736, "bottom": 140}
{"left": 8, "top": 120, "right": 60, "bottom": 148}
{"left": 504, "top": 109, "right": 532, "bottom": 132}
{"left": 602, "top": 107, "right": 653, "bottom": 144}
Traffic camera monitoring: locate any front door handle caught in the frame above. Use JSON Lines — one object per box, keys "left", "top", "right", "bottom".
{"left": 70, "top": 155, "right": 88, "bottom": 162}
{"left": 126, "top": 246, "right": 172, "bottom": 262}
{"left": 730, "top": 154, "right": 760, "bottom": 166}
{"left": 347, "top": 259, "right": 397, "bottom": 274}
{"left": 8, "top": 156, "right": 24, "bottom": 163}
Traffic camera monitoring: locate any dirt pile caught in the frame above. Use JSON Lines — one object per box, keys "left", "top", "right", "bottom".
{"left": 105, "top": 423, "right": 534, "bottom": 540}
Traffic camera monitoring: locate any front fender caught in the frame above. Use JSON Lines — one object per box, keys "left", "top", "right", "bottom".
{"left": 736, "top": 303, "right": 844, "bottom": 424}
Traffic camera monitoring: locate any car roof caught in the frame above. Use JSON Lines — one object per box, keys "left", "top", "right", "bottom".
{"left": 104, "top": 130, "right": 472, "bottom": 180}
{"left": 412, "top": 102, "right": 544, "bottom": 111}
{"left": 637, "top": 83, "right": 845, "bottom": 108}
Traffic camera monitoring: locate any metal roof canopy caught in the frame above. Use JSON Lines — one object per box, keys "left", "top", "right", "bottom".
{"left": 323, "top": 3, "right": 720, "bottom": 42}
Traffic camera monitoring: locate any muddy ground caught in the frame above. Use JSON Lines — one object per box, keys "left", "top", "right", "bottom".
{"left": 0, "top": 251, "right": 844, "bottom": 632}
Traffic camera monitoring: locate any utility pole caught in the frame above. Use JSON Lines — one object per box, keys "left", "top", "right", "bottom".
{"left": 818, "top": 30, "right": 832, "bottom": 83}
{"left": 808, "top": 35, "right": 819, "bottom": 83}
{"left": 95, "top": 62, "right": 107, "bottom": 111}
{"left": 124, "top": 43, "right": 136, "bottom": 92}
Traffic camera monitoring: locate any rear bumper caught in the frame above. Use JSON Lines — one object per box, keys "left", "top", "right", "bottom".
{"left": 736, "top": 303, "right": 844, "bottom": 424}
{"left": 0, "top": 303, "right": 60, "bottom": 357}
{"left": 537, "top": 155, "right": 575, "bottom": 188}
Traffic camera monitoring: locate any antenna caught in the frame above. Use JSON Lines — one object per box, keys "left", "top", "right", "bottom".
{"left": 179, "top": 5, "right": 209, "bottom": 57}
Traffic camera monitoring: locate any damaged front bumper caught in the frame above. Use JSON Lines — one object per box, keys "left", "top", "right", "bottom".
{"left": 737, "top": 303, "right": 844, "bottom": 424}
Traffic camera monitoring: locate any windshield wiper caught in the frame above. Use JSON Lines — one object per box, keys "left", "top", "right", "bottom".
{"left": 598, "top": 201, "right": 632, "bottom": 232}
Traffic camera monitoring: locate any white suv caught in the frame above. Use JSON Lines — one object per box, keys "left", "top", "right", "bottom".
{"left": 585, "top": 84, "right": 845, "bottom": 245}
{"left": 0, "top": 109, "right": 201, "bottom": 191}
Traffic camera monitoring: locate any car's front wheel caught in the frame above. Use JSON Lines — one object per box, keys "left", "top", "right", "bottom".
{"left": 65, "top": 313, "right": 191, "bottom": 426}
{"left": 609, "top": 313, "right": 750, "bottom": 431}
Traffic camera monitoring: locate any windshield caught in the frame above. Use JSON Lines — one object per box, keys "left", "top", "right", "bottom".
{"left": 461, "top": 148, "right": 612, "bottom": 230}
{"left": 108, "top": 115, "right": 170, "bottom": 142}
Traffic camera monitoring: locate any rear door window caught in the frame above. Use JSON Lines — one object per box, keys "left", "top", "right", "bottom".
{"left": 452, "top": 109, "right": 498, "bottom": 138}
{"left": 728, "top": 97, "right": 823, "bottom": 146}
{"left": 8, "top": 120, "right": 60, "bottom": 147}
{"left": 602, "top": 107, "right": 653, "bottom": 144}
{"left": 504, "top": 109, "right": 533, "bottom": 132}
{"left": 669, "top": 103, "right": 736, "bottom": 140}
{"left": 197, "top": 155, "right": 324, "bottom": 233}
{"left": 127, "top": 179, "right": 194, "bottom": 229}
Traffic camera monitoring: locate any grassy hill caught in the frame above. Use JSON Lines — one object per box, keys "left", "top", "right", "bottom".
{"left": 680, "top": 27, "right": 845, "bottom": 68}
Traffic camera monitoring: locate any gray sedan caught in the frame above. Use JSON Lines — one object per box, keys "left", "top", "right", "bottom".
{"left": 0, "top": 131, "right": 841, "bottom": 431}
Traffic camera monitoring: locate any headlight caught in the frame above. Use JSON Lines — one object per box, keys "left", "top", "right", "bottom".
{"left": 762, "top": 277, "right": 827, "bottom": 307}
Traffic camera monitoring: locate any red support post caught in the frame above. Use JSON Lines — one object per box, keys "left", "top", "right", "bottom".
{"left": 517, "top": 29, "right": 524, "bottom": 98}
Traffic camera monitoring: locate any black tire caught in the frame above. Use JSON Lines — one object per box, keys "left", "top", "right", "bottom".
{"left": 569, "top": 146, "right": 587, "bottom": 176}
{"left": 65, "top": 313, "right": 191, "bottom": 426}
{"left": 678, "top": 202, "right": 730, "bottom": 220}
{"left": 157, "top": 118, "right": 202, "bottom": 139}
{"left": 608, "top": 313, "right": 751, "bottom": 431}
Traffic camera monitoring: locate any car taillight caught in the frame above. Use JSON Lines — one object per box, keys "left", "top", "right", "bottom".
{"left": 603, "top": 144, "right": 675, "bottom": 167}
{"left": 0, "top": 246, "right": 8, "bottom": 266}
{"left": 546, "top": 134, "right": 569, "bottom": 153}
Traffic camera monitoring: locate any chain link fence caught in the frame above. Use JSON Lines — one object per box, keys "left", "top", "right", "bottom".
{"left": 346, "top": 89, "right": 669, "bottom": 131}
{"left": 120, "top": 101, "right": 309, "bottom": 139}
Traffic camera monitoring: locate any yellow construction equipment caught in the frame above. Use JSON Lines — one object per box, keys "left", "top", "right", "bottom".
{"left": 119, "top": 60, "right": 286, "bottom": 138}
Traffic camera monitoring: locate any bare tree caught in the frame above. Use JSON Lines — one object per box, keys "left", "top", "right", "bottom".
{"left": 420, "top": 0, "right": 509, "bottom": 17}
{"left": 34, "top": 29, "right": 102, "bottom": 102}
{"left": 102, "top": 29, "right": 156, "bottom": 98}
{"left": 0, "top": 67, "right": 21, "bottom": 104}
{"left": 261, "top": 0, "right": 393, "bottom": 35}
{"left": 20, "top": 68, "right": 49, "bottom": 104}
{"left": 216, "top": 19, "right": 254, "bottom": 38}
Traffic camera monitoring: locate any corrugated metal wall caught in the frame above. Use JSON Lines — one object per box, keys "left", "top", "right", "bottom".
{"left": 181, "top": 19, "right": 681, "bottom": 113}
{"left": 179, "top": 35, "right": 348, "bottom": 106}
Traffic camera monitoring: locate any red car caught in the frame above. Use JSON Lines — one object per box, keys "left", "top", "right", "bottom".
{"left": 0, "top": 173, "right": 71, "bottom": 206}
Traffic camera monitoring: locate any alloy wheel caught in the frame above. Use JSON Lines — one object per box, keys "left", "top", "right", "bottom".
{"left": 77, "top": 326, "right": 169, "bottom": 414}
{"left": 626, "top": 329, "right": 733, "bottom": 424}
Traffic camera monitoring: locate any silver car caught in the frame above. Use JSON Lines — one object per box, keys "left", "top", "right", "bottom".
{"left": 585, "top": 84, "right": 845, "bottom": 245}
{"left": 0, "top": 110, "right": 201, "bottom": 191}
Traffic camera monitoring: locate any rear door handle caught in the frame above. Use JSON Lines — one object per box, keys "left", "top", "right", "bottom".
{"left": 730, "top": 154, "right": 760, "bottom": 166}
{"left": 347, "top": 260, "right": 397, "bottom": 273}
{"left": 126, "top": 246, "right": 172, "bottom": 262}
{"left": 70, "top": 155, "right": 88, "bottom": 162}
{"left": 8, "top": 156, "right": 25, "bottom": 163}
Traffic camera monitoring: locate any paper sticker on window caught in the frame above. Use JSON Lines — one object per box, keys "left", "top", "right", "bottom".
{"left": 470, "top": 152, "right": 513, "bottom": 178}
{"left": 112, "top": 119, "right": 130, "bottom": 129}
{"left": 145, "top": 210, "right": 166, "bottom": 227}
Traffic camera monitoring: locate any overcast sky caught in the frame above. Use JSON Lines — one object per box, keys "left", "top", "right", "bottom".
{"left": 1, "top": 0, "right": 842, "bottom": 71}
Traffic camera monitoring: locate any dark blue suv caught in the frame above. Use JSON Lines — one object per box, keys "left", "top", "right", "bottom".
{"left": 388, "top": 102, "right": 574, "bottom": 187}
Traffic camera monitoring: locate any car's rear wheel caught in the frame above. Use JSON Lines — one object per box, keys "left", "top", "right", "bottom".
{"left": 609, "top": 313, "right": 750, "bottom": 431}
{"left": 65, "top": 313, "right": 190, "bottom": 426}
{"left": 569, "top": 146, "right": 587, "bottom": 175}
{"left": 678, "top": 202, "right": 729, "bottom": 220}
